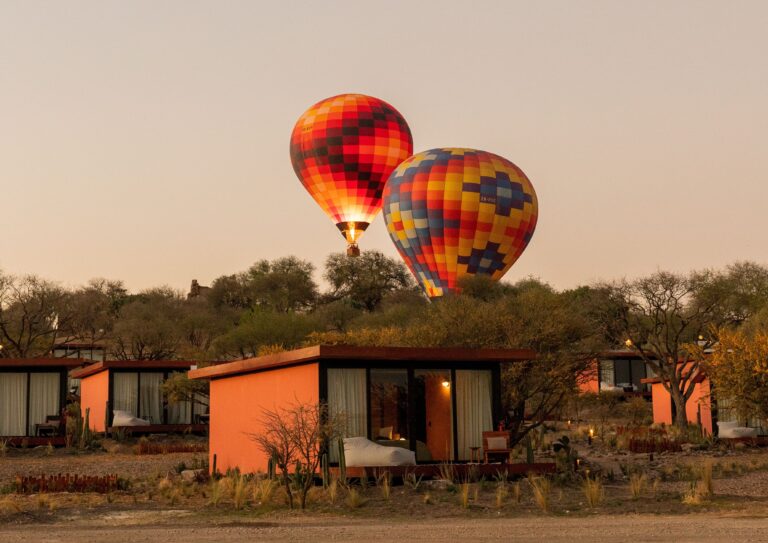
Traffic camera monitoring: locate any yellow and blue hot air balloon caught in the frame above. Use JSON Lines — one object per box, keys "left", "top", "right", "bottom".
{"left": 382, "top": 148, "right": 538, "bottom": 297}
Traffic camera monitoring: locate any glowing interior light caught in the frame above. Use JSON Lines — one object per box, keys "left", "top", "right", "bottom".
{"left": 441, "top": 380, "right": 450, "bottom": 389}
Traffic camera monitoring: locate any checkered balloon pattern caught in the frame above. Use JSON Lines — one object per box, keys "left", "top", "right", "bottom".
{"left": 383, "top": 148, "right": 538, "bottom": 297}
{"left": 290, "top": 94, "right": 413, "bottom": 238}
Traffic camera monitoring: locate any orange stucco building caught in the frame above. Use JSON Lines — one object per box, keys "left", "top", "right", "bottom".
{"left": 70, "top": 360, "right": 200, "bottom": 432}
{"left": 189, "top": 345, "right": 534, "bottom": 474}
{"left": 644, "top": 373, "right": 713, "bottom": 435}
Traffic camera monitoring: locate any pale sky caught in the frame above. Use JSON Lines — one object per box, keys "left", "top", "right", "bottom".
{"left": 1, "top": 1, "right": 766, "bottom": 293}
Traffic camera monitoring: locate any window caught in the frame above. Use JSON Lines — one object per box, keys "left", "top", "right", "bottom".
{"left": 413, "top": 370, "right": 453, "bottom": 461}
{"left": 0, "top": 373, "right": 28, "bottom": 436}
{"left": 370, "top": 369, "right": 408, "bottom": 443}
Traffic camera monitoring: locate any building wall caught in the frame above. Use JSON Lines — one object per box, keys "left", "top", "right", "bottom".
{"left": 80, "top": 371, "right": 109, "bottom": 433}
{"left": 209, "top": 363, "right": 319, "bottom": 474}
{"left": 578, "top": 360, "right": 599, "bottom": 394}
{"left": 650, "top": 380, "right": 713, "bottom": 435}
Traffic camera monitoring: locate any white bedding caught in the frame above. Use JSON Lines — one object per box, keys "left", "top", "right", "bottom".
{"left": 343, "top": 437, "right": 416, "bottom": 467}
{"left": 112, "top": 410, "right": 151, "bottom": 427}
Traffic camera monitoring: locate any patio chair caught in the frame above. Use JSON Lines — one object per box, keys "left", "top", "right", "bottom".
{"left": 482, "top": 431, "right": 513, "bottom": 463}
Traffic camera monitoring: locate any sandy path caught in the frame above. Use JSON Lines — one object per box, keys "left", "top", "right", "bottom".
{"left": 2, "top": 514, "right": 768, "bottom": 542}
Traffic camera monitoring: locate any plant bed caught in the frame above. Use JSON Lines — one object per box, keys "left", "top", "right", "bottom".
{"left": 14, "top": 473, "right": 127, "bottom": 493}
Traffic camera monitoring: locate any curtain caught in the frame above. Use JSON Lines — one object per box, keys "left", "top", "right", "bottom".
{"left": 599, "top": 360, "right": 615, "bottom": 387}
{"left": 327, "top": 368, "right": 367, "bottom": 461}
{"left": 139, "top": 373, "right": 164, "bottom": 424}
{"left": 113, "top": 372, "right": 139, "bottom": 417}
{"left": 28, "top": 373, "right": 60, "bottom": 436}
{"left": 166, "top": 371, "right": 191, "bottom": 424}
{"left": 0, "top": 373, "right": 28, "bottom": 436}
{"left": 456, "top": 370, "right": 493, "bottom": 461}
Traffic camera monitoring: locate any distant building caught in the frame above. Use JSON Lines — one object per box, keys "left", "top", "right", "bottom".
{"left": 579, "top": 350, "right": 655, "bottom": 397}
{"left": 187, "top": 279, "right": 211, "bottom": 300}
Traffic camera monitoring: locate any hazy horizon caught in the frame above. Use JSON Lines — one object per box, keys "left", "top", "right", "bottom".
{"left": 1, "top": 1, "right": 766, "bottom": 293}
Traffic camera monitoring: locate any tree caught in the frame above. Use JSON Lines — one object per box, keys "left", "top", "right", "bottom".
{"left": 249, "top": 402, "right": 343, "bottom": 509}
{"left": 208, "top": 257, "right": 318, "bottom": 313}
{"left": 109, "top": 287, "right": 186, "bottom": 360}
{"left": 212, "top": 309, "right": 317, "bottom": 360}
{"left": 596, "top": 270, "right": 738, "bottom": 428}
{"left": 0, "top": 273, "right": 77, "bottom": 358}
{"left": 65, "top": 278, "right": 128, "bottom": 348}
{"left": 703, "top": 327, "right": 768, "bottom": 426}
{"left": 324, "top": 251, "right": 415, "bottom": 311}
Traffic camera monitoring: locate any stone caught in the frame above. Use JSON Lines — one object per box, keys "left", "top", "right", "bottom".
{"left": 181, "top": 469, "right": 206, "bottom": 482}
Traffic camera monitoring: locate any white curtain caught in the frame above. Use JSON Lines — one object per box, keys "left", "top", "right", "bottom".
{"left": 139, "top": 373, "right": 164, "bottom": 424}
{"left": 113, "top": 372, "right": 139, "bottom": 417}
{"left": 0, "top": 373, "right": 27, "bottom": 436}
{"left": 456, "top": 370, "right": 493, "bottom": 461}
{"left": 166, "top": 371, "right": 191, "bottom": 424}
{"left": 327, "top": 368, "right": 367, "bottom": 461}
{"left": 28, "top": 373, "right": 60, "bottom": 436}
{"left": 599, "top": 360, "right": 615, "bottom": 387}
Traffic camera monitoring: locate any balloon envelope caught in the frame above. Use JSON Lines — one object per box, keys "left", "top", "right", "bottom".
{"left": 290, "top": 94, "right": 413, "bottom": 249}
{"left": 383, "top": 148, "right": 538, "bottom": 297}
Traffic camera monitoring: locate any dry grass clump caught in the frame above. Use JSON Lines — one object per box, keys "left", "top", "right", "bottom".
{"left": 682, "top": 462, "right": 714, "bottom": 505}
{"left": 375, "top": 471, "right": 391, "bottom": 501}
{"left": 422, "top": 492, "right": 432, "bottom": 505}
{"left": 583, "top": 475, "right": 604, "bottom": 508}
{"left": 495, "top": 484, "right": 508, "bottom": 509}
{"left": 253, "top": 478, "right": 277, "bottom": 506}
{"left": 0, "top": 495, "right": 23, "bottom": 514}
{"left": 511, "top": 481, "right": 522, "bottom": 503}
{"left": 629, "top": 473, "right": 647, "bottom": 498}
{"left": 232, "top": 476, "right": 249, "bottom": 510}
{"left": 528, "top": 476, "right": 551, "bottom": 513}
{"left": 345, "top": 487, "right": 366, "bottom": 509}
{"left": 459, "top": 482, "right": 471, "bottom": 509}
{"left": 208, "top": 478, "right": 225, "bottom": 507}
{"left": 327, "top": 477, "right": 340, "bottom": 504}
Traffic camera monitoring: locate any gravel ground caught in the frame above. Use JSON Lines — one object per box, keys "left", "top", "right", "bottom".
{"left": 0, "top": 451, "right": 202, "bottom": 485}
{"left": 1, "top": 514, "right": 768, "bottom": 542}
{"left": 662, "top": 470, "right": 768, "bottom": 498}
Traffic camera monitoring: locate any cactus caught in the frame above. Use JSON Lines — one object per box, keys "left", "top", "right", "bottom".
{"left": 526, "top": 434, "right": 534, "bottom": 464}
{"left": 79, "top": 408, "right": 91, "bottom": 450}
{"left": 321, "top": 453, "right": 329, "bottom": 488}
{"left": 267, "top": 456, "right": 275, "bottom": 480}
{"left": 337, "top": 437, "right": 347, "bottom": 484}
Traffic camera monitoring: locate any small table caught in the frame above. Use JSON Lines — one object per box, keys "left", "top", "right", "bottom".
{"left": 35, "top": 423, "right": 59, "bottom": 437}
{"left": 469, "top": 446, "right": 481, "bottom": 463}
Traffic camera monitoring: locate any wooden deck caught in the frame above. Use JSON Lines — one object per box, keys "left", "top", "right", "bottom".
{"left": 332, "top": 462, "right": 556, "bottom": 480}
{"left": 107, "top": 424, "right": 208, "bottom": 436}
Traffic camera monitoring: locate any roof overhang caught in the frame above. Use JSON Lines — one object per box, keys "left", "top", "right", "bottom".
{"left": 0, "top": 358, "right": 87, "bottom": 370}
{"left": 189, "top": 345, "right": 536, "bottom": 381}
{"left": 70, "top": 360, "right": 197, "bottom": 379}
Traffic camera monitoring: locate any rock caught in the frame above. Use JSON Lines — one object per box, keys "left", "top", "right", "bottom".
{"left": 423, "top": 479, "right": 453, "bottom": 491}
{"left": 681, "top": 443, "right": 696, "bottom": 453}
{"left": 181, "top": 469, "right": 206, "bottom": 482}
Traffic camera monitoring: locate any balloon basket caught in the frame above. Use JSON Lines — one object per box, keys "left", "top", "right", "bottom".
{"left": 346, "top": 244, "right": 360, "bottom": 257}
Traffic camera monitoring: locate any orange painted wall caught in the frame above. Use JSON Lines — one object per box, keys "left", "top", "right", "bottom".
{"left": 578, "top": 360, "right": 599, "bottom": 394}
{"left": 650, "top": 379, "right": 713, "bottom": 435}
{"left": 425, "top": 377, "right": 453, "bottom": 460}
{"left": 80, "top": 370, "right": 109, "bottom": 433}
{"left": 209, "top": 363, "right": 319, "bottom": 474}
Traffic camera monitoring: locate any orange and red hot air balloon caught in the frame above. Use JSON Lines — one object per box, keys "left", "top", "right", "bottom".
{"left": 383, "top": 148, "right": 538, "bottom": 297}
{"left": 290, "top": 94, "right": 413, "bottom": 256}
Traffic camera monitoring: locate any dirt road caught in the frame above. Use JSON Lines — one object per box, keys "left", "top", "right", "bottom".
{"left": 2, "top": 513, "right": 768, "bottom": 542}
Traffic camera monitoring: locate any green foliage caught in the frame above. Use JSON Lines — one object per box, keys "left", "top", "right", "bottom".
{"left": 324, "top": 250, "right": 414, "bottom": 311}
{"left": 214, "top": 309, "right": 318, "bottom": 359}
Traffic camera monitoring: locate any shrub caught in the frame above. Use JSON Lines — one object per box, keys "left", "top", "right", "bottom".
{"left": 583, "top": 475, "right": 604, "bottom": 508}
{"left": 528, "top": 476, "right": 551, "bottom": 513}
{"left": 629, "top": 473, "right": 647, "bottom": 498}
{"left": 345, "top": 487, "right": 365, "bottom": 509}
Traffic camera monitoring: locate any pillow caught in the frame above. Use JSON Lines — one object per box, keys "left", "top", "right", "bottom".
{"left": 378, "top": 426, "right": 393, "bottom": 439}
{"left": 486, "top": 436, "right": 507, "bottom": 450}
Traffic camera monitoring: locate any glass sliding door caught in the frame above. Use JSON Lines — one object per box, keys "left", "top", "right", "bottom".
{"left": 139, "top": 372, "right": 164, "bottom": 424}
{"left": 455, "top": 370, "right": 493, "bottom": 461}
{"left": 413, "top": 370, "right": 453, "bottom": 462}
{"left": 113, "top": 372, "right": 139, "bottom": 416}
{"left": 370, "top": 368, "right": 408, "bottom": 447}
{"left": 0, "top": 373, "right": 28, "bottom": 436}
{"left": 28, "top": 373, "right": 60, "bottom": 436}
{"left": 327, "top": 368, "right": 367, "bottom": 461}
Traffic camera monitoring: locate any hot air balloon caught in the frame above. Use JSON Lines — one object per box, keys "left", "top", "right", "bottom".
{"left": 290, "top": 94, "right": 413, "bottom": 256}
{"left": 382, "top": 148, "right": 538, "bottom": 297}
